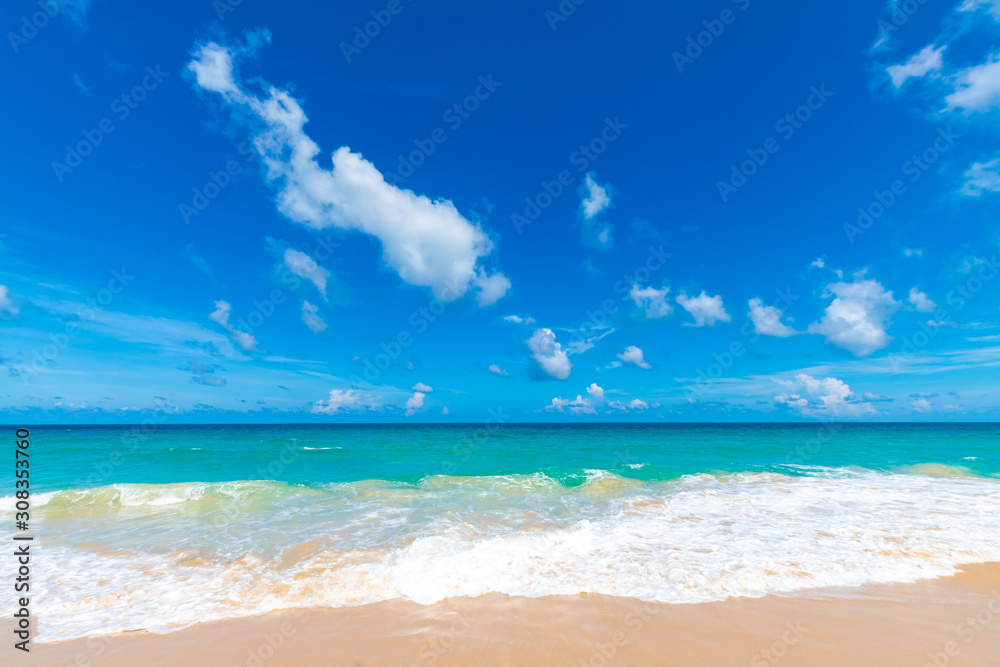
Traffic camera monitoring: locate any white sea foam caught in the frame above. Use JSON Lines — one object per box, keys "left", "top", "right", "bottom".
{"left": 6, "top": 468, "right": 1000, "bottom": 642}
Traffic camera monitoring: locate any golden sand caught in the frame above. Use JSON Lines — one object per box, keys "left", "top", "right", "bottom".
{"left": 10, "top": 563, "right": 1000, "bottom": 666}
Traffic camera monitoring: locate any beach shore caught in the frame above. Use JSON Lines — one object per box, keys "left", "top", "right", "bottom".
{"left": 13, "top": 562, "right": 1000, "bottom": 667}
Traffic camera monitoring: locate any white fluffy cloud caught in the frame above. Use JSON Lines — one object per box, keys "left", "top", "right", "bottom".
{"left": 284, "top": 249, "right": 330, "bottom": 300}
{"left": 775, "top": 374, "right": 876, "bottom": 417}
{"left": 945, "top": 54, "right": 1000, "bottom": 112}
{"left": 887, "top": 44, "right": 945, "bottom": 87}
{"left": 187, "top": 33, "right": 508, "bottom": 304}
{"left": 301, "top": 300, "right": 327, "bottom": 333}
{"left": 961, "top": 158, "right": 1000, "bottom": 195}
{"left": 404, "top": 391, "right": 425, "bottom": 416}
{"left": 808, "top": 276, "right": 900, "bottom": 356}
{"left": 912, "top": 397, "right": 933, "bottom": 413}
{"left": 617, "top": 345, "right": 652, "bottom": 369}
{"left": 488, "top": 363, "right": 509, "bottom": 376}
{"left": 547, "top": 382, "right": 604, "bottom": 414}
{"left": 411, "top": 382, "right": 433, "bottom": 393}
{"left": 527, "top": 328, "right": 572, "bottom": 380}
{"left": 0, "top": 285, "right": 18, "bottom": 317}
{"left": 908, "top": 288, "right": 937, "bottom": 313}
{"left": 581, "top": 173, "right": 611, "bottom": 219}
{"left": 311, "top": 389, "right": 379, "bottom": 415}
{"left": 580, "top": 173, "right": 613, "bottom": 248}
{"left": 747, "top": 298, "right": 797, "bottom": 337}
{"left": 606, "top": 397, "right": 654, "bottom": 411}
{"left": 503, "top": 314, "right": 535, "bottom": 324}
{"left": 677, "top": 291, "right": 730, "bottom": 327}
{"left": 629, "top": 284, "right": 672, "bottom": 319}
{"left": 208, "top": 300, "right": 258, "bottom": 351}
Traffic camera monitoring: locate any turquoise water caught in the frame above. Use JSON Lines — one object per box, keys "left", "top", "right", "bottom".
{"left": 3, "top": 423, "right": 999, "bottom": 642}
{"left": 12, "top": 422, "right": 1000, "bottom": 492}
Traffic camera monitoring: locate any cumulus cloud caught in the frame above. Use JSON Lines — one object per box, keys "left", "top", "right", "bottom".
{"left": 209, "top": 300, "right": 258, "bottom": 351}
{"left": 284, "top": 249, "right": 330, "bottom": 300}
{"left": 411, "top": 382, "right": 433, "bottom": 393}
{"left": 747, "top": 298, "right": 797, "bottom": 337}
{"left": 503, "top": 314, "right": 535, "bottom": 324}
{"left": 961, "top": 158, "right": 1000, "bottom": 195}
{"left": 488, "top": 363, "right": 509, "bottom": 376}
{"left": 617, "top": 345, "right": 652, "bottom": 369}
{"left": 629, "top": 284, "right": 672, "bottom": 319}
{"left": 677, "top": 291, "right": 731, "bottom": 327}
{"left": 301, "top": 300, "right": 327, "bottom": 333}
{"left": 312, "top": 389, "right": 379, "bottom": 414}
{"left": 775, "top": 374, "right": 876, "bottom": 417}
{"left": 527, "top": 328, "right": 572, "bottom": 380}
{"left": 0, "top": 285, "right": 18, "bottom": 317}
{"left": 187, "top": 32, "right": 508, "bottom": 304}
{"left": 887, "top": 44, "right": 945, "bottom": 87}
{"left": 945, "top": 54, "right": 1000, "bottom": 112}
{"left": 606, "top": 397, "right": 654, "bottom": 411}
{"left": 908, "top": 288, "right": 937, "bottom": 312}
{"left": 581, "top": 173, "right": 611, "bottom": 219}
{"left": 442, "top": 407, "right": 449, "bottom": 415}
{"left": 579, "top": 173, "right": 613, "bottom": 248}
{"left": 547, "top": 382, "right": 604, "bottom": 414}
{"left": 404, "top": 391, "right": 425, "bottom": 416}
{"left": 912, "top": 397, "right": 933, "bottom": 412}
{"left": 810, "top": 257, "right": 826, "bottom": 269}
{"left": 808, "top": 276, "right": 900, "bottom": 356}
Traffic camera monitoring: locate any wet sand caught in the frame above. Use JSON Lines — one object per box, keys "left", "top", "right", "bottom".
{"left": 10, "top": 563, "right": 1000, "bottom": 666}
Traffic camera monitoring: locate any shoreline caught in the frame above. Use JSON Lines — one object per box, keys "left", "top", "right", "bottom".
{"left": 11, "top": 562, "right": 1000, "bottom": 666}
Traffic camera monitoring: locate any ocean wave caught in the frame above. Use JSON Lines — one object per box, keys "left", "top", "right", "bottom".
{"left": 5, "top": 467, "right": 1000, "bottom": 642}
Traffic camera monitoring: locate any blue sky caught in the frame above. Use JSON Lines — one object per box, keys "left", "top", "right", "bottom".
{"left": 1, "top": 0, "right": 999, "bottom": 423}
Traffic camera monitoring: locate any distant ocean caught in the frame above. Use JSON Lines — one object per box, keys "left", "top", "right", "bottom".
{"left": 3, "top": 423, "right": 999, "bottom": 642}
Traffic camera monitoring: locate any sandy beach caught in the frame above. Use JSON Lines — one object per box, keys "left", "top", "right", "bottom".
{"left": 10, "top": 562, "right": 999, "bottom": 667}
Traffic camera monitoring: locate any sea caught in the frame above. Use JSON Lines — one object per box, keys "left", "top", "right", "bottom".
{"left": 3, "top": 423, "right": 999, "bottom": 642}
